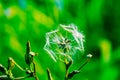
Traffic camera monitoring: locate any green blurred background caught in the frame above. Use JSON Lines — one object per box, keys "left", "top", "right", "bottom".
{"left": 0, "top": 0, "right": 120, "bottom": 80}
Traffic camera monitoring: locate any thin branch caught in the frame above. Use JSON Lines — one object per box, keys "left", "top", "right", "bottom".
{"left": 14, "top": 75, "right": 31, "bottom": 80}
{"left": 67, "top": 54, "right": 92, "bottom": 79}
{"left": 33, "top": 62, "right": 38, "bottom": 80}
{"left": 47, "top": 68, "right": 53, "bottom": 80}
{"left": 0, "top": 75, "right": 8, "bottom": 79}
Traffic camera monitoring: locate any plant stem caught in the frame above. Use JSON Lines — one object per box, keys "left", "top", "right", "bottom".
{"left": 65, "top": 55, "right": 73, "bottom": 80}
{"left": 14, "top": 75, "right": 31, "bottom": 80}
{"left": 32, "top": 61, "right": 38, "bottom": 80}
{"left": 0, "top": 75, "right": 8, "bottom": 79}
{"left": 47, "top": 68, "right": 53, "bottom": 80}
{"left": 67, "top": 54, "right": 92, "bottom": 79}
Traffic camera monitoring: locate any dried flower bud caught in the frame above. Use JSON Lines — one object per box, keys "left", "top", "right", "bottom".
{"left": 86, "top": 54, "right": 92, "bottom": 59}
{"left": 8, "top": 57, "right": 15, "bottom": 70}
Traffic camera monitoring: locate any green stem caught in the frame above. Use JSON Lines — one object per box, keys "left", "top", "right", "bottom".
{"left": 14, "top": 75, "right": 31, "bottom": 80}
{"left": 0, "top": 75, "right": 8, "bottom": 79}
{"left": 67, "top": 54, "right": 92, "bottom": 79}
{"left": 47, "top": 68, "right": 53, "bottom": 80}
{"left": 33, "top": 62, "right": 38, "bottom": 80}
{"left": 64, "top": 55, "right": 73, "bottom": 80}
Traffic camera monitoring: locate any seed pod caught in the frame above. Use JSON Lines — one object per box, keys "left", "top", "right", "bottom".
{"left": 25, "top": 41, "right": 38, "bottom": 71}
{"left": 7, "top": 57, "right": 15, "bottom": 71}
{"left": 25, "top": 41, "right": 33, "bottom": 66}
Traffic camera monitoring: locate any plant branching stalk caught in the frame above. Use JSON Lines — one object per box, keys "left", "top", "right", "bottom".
{"left": 0, "top": 41, "right": 39, "bottom": 80}
{"left": 0, "top": 38, "right": 92, "bottom": 80}
{"left": 8, "top": 57, "right": 25, "bottom": 71}
{"left": 67, "top": 54, "right": 92, "bottom": 79}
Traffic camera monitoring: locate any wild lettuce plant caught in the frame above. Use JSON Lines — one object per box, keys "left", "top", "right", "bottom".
{"left": 44, "top": 24, "right": 92, "bottom": 80}
{"left": 0, "top": 41, "right": 38, "bottom": 80}
{"left": 0, "top": 24, "right": 92, "bottom": 80}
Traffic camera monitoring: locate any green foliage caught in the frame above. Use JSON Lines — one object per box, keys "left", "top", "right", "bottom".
{"left": 0, "top": 0, "right": 120, "bottom": 80}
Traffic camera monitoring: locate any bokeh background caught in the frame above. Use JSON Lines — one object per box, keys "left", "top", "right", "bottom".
{"left": 0, "top": 0, "right": 120, "bottom": 80}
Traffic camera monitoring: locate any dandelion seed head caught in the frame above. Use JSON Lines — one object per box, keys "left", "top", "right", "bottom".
{"left": 44, "top": 24, "right": 85, "bottom": 61}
